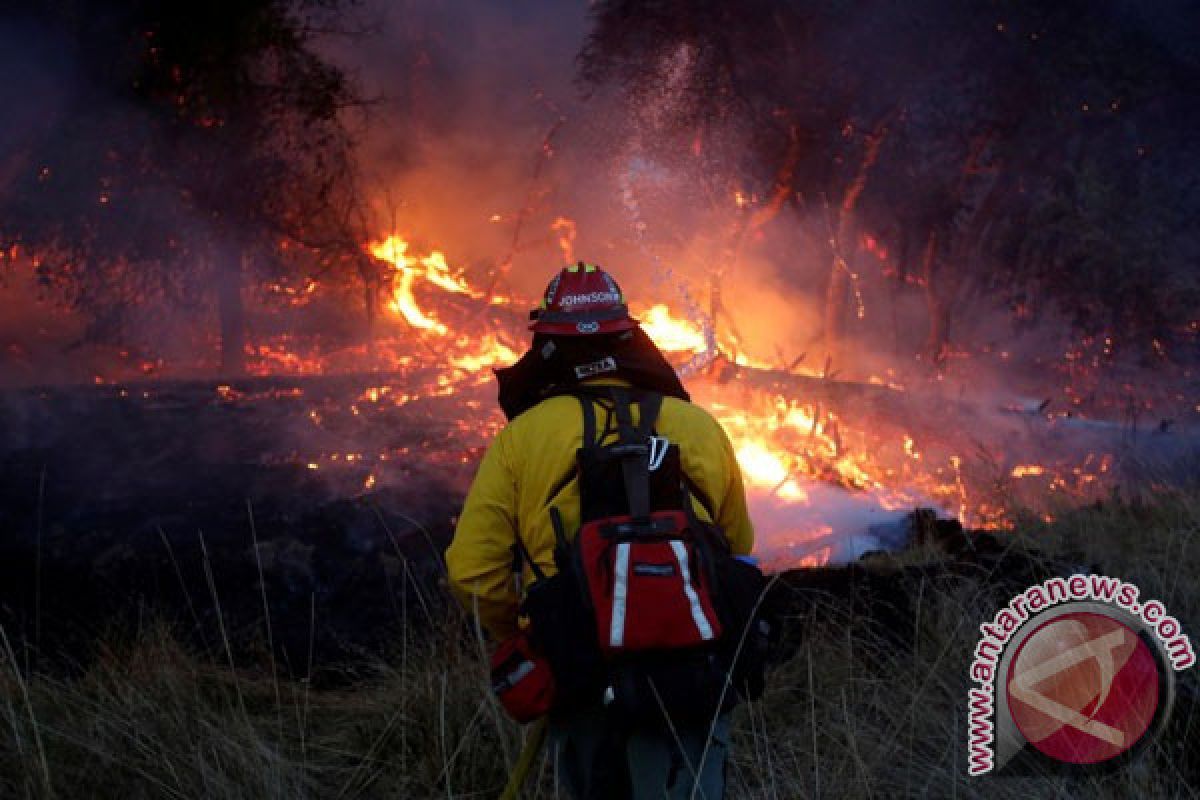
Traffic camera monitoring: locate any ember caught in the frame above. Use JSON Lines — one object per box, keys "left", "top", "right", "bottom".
{"left": 178, "top": 223, "right": 1162, "bottom": 569}
{"left": 0, "top": 0, "right": 1194, "bottom": 578}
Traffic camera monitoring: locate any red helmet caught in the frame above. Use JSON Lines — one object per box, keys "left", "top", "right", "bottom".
{"left": 529, "top": 262, "right": 638, "bottom": 335}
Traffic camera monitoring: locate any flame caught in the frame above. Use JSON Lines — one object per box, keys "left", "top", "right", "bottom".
{"left": 1011, "top": 464, "right": 1046, "bottom": 478}
{"left": 370, "top": 236, "right": 440, "bottom": 332}
{"left": 733, "top": 439, "right": 810, "bottom": 502}
{"left": 356, "top": 229, "right": 1061, "bottom": 562}
{"left": 638, "top": 304, "right": 709, "bottom": 354}
{"left": 366, "top": 234, "right": 519, "bottom": 377}
{"left": 713, "top": 401, "right": 879, "bottom": 493}
{"left": 420, "top": 251, "right": 479, "bottom": 297}
{"left": 449, "top": 335, "right": 519, "bottom": 373}
{"left": 551, "top": 217, "right": 577, "bottom": 264}
{"left": 193, "top": 225, "right": 1122, "bottom": 570}
{"left": 369, "top": 235, "right": 481, "bottom": 334}
{"left": 903, "top": 435, "right": 921, "bottom": 460}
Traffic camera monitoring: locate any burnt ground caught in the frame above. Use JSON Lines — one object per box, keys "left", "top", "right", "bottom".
{"left": 3, "top": 375, "right": 1199, "bottom": 784}
{"left": 0, "top": 376, "right": 1099, "bottom": 659}
{"left": 0, "top": 374, "right": 997, "bottom": 677}
{"left": 0, "top": 374, "right": 487, "bottom": 678}
{"left": 3, "top": 375, "right": 1185, "bottom": 689}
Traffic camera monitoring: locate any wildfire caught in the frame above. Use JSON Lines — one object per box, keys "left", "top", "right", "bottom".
{"left": 227, "top": 228, "right": 1114, "bottom": 569}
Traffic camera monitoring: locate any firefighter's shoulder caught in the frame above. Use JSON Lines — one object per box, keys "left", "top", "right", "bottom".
{"left": 505, "top": 393, "right": 580, "bottom": 433}
{"left": 500, "top": 394, "right": 583, "bottom": 455}
{"left": 659, "top": 395, "right": 729, "bottom": 441}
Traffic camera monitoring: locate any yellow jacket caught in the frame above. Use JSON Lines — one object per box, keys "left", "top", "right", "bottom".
{"left": 445, "top": 381, "right": 754, "bottom": 639}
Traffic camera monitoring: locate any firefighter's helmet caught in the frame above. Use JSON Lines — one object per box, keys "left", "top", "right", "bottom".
{"left": 529, "top": 262, "right": 638, "bottom": 335}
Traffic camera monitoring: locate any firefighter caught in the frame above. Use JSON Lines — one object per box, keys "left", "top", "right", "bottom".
{"left": 446, "top": 262, "right": 755, "bottom": 799}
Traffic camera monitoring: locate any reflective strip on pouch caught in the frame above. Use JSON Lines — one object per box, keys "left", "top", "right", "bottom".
{"left": 610, "top": 542, "right": 631, "bottom": 648}
{"left": 669, "top": 540, "right": 715, "bottom": 641}
{"left": 506, "top": 660, "right": 535, "bottom": 687}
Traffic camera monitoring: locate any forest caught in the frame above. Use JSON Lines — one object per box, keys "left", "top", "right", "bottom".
{"left": 0, "top": 1, "right": 1197, "bottom": 797}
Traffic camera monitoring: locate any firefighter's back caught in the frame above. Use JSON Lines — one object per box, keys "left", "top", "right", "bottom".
{"left": 501, "top": 383, "right": 754, "bottom": 576}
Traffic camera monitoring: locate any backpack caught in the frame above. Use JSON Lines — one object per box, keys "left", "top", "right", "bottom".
{"left": 508, "top": 386, "right": 773, "bottom": 727}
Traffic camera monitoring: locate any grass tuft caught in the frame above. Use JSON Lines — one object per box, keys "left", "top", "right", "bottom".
{"left": 1, "top": 491, "right": 1197, "bottom": 798}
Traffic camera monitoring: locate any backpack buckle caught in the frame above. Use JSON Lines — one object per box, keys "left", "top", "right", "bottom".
{"left": 647, "top": 436, "right": 669, "bottom": 472}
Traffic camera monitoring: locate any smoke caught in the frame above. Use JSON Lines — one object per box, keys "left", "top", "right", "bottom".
{"left": 2, "top": 0, "right": 1195, "bottom": 567}
{"left": 328, "top": 1, "right": 808, "bottom": 316}
{"left": 0, "top": 17, "right": 80, "bottom": 385}
{"left": 0, "top": 16, "right": 73, "bottom": 174}
{"left": 322, "top": 3, "right": 956, "bottom": 369}
{"left": 0, "top": 10, "right": 225, "bottom": 383}
{"left": 324, "top": 1, "right": 597, "bottom": 294}
{"left": 316, "top": 0, "right": 1199, "bottom": 561}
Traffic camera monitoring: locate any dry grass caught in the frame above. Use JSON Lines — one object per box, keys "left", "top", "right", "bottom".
{"left": 1, "top": 490, "right": 1197, "bottom": 799}
{"left": 736, "top": 490, "right": 1200, "bottom": 799}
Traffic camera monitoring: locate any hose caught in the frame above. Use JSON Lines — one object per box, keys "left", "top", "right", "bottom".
{"left": 498, "top": 717, "right": 549, "bottom": 800}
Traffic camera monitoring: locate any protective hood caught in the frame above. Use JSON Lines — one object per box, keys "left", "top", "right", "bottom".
{"left": 494, "top": 327, "right": 690, "bottom": 421}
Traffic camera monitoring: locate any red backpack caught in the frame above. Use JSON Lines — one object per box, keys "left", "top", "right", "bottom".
{"left": 563, "top": 388, "right": 722, "bottom": 654}
{"left": 498, "top": 387, "right": 772, "bottom": 726}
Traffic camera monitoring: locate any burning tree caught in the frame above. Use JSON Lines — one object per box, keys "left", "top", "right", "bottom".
{"left": 0, "top": 0, "right": 370, "bottom": 374}
{"left": 579, "top": 0, "right": 1200, "bottom": 369}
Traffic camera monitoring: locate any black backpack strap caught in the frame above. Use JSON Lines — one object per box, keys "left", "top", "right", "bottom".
{"left": 548, "top": 505, "right": 573, "bottom": 571}
{"left": 576, "top": 391, "right": 598, "bottom": 447}
{"left": 682, "top": 474, "right": 717, "bottom": 522}
{"left": 636, "top": 391, "right": 663, "bottom": 437}
{"left": 610, "top": 388, "right": 664, "bottom": 523}
{"left": 611, "top": 387, "right": 637, "bottom": 441}
{"left": 512, "top": 531, "right": 547, "bottom": 583}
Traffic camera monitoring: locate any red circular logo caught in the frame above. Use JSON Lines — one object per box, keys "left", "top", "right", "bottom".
{"left": 1006, "top": 611, "right": 1160, "bottom": 764}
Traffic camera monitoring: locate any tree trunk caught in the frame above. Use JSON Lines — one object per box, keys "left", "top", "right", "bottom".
{"left": 823, "top": 119, "right": 889, "bottom": 359}
{"left": 920, "top": 231, "right": 951, "bottom": 366}
{"left": 361, "top": 260, "right": 378, "bottom": 361}
{"left": 823, "top": 221, "right": 853, "bottom": 359}
{"left": 216, "top": 240, "right": 246, "bottom": 376}
{"left": 926, "top": 296, "right": 952, "bottom": 366}
{"left": 920, "top": 143, "right": 1004, "bottom": 368}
